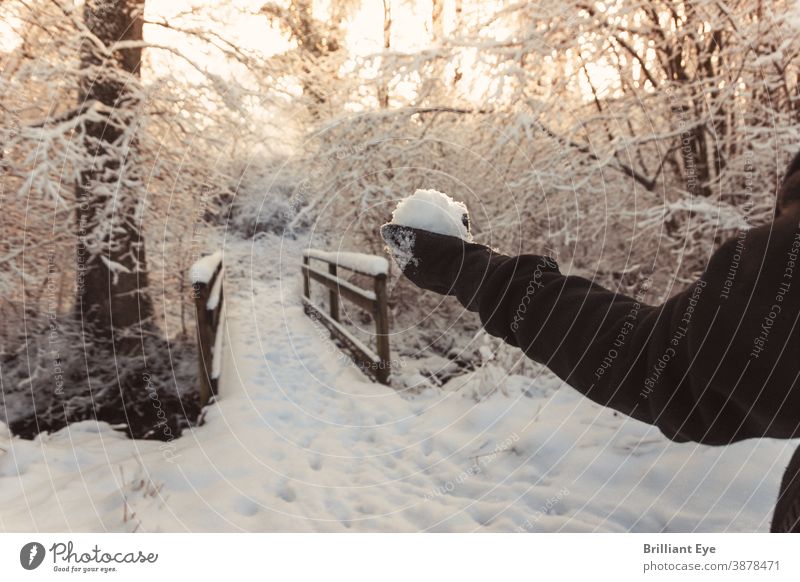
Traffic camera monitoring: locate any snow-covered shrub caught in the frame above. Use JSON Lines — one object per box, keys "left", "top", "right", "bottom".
{"left": 226, "top": 162, "right": 312, "bottom": 239}
{"left": 273, "top": 0, "right": 800, "bottom": 374}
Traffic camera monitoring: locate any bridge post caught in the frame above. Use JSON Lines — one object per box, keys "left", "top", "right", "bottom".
{"left": 373, "top": 273, "right": 391, "bottom": 384}
{"left": 302, "top": 255, "right": 310, "bottom": 299}
{"left": 328, "top": 262, "right": 340, "bottom": 322}
{"left": 193, "top": 261, "right": 223, "bottom": 407}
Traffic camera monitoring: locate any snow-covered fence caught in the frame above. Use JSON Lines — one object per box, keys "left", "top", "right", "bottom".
{"left": 190, "top": 251, "right": 225, "bottom": 406}
{"left": 301, "top": 249, "right": 391, "bottom": 384}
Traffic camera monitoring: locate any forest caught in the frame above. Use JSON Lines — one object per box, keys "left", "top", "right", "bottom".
{"left": 1, "top": 0, "right": 800, "bottom": 533}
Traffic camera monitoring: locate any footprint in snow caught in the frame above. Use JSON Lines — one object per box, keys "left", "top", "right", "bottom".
{"left": 324, "top": 498, "right": 352, "bottom": 529}
{"left": 276, "top": 482, "right": 297, "bottom": 503}
{"left": 308, "top": 454, "right": 323, "bottom": 471}
{"left": 297, "top": 433, "right": 316, "bottom": 448}
{"left": 233, "top": 496, "right": 260, "bottom": 517}
{"left": 614, "top": 435, "right": 664, "bottom": 456}
{"left": 356, "top": 501, "right": 377, "bottom": 515}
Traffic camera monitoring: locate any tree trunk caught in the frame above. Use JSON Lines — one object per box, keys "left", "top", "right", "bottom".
{"left": 75, "top": 0, "right": 152, "bottom": 350}
{"left": 378, "top": 0, "right": 392, "bottom": 108}
{"left": 431, "top": 0, "right": 444, "bottom": 41}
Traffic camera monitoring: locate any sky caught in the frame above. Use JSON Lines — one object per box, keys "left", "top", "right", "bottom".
{"left": 0, "top": 0, "right": 620, "bottom": 103}
{"left": 142, "top": 0, "right": 447, "bottom": 77}
{"left": 140, "top": 0, "right": 621, "bottom": 103}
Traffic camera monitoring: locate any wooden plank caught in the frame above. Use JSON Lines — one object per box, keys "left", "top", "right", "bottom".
{"left": 302, "top": 255, "right": 310, "bottom": 298}
{"left": 301, "top": 264, "right": 377, "bottom": 313}
{"left": 302, "top": 297, "right": 380, "bottom": 363}
{"left": 373, "top": 273, "right": 391, "bottom": 384}
{"left": 301, "top": 249, "right": 392, "bottom": 386}
{"left": 303, "top": 264, "right": 376, "bottom": 300}
{"left": 328, "top": 262, "right": 340, "bottom": 322}
{"left": 303, "top": 249, "right": 388, "bottom": 278}
{"left": 302, "top": 297, "right": 383, "bottom": 381}
{"left": 193, "top": 261, "right": 223, "bottom": 407}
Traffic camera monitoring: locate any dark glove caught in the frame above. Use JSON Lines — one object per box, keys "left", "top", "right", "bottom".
{"left": 380, "top": 223, "right": 507, "bottom": 311}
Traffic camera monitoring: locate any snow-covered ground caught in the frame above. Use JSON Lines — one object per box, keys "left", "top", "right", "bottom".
{"left": 0, "top": 235, "right": 797, "bottom": 532}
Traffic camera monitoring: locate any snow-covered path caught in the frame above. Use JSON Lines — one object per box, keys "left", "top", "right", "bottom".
{"left": 1, "top": 236, "right": 797, "bottom": 532}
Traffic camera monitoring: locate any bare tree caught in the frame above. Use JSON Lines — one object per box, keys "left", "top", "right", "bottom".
{"left": 431, "top": 0, "right": 444, "bottom": 40}
{"left": 261, "top": 0, "right": 357, "bottom": 120}
{"left": 378, "top": 0, "right": 392, "bottom": 108}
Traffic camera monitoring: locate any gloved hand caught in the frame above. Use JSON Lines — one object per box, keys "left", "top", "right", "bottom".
{"left": 380, "top": 223, "right": 507, "bottom": 311}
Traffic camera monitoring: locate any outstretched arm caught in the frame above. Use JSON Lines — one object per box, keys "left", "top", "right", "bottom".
{"left": 382, "top": 222, "right": 800, "bottom": 446}
{"left": 463, "top": 249, "right": 707, "bottom": 443}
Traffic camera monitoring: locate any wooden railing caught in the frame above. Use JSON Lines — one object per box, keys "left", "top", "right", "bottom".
{"left": 190, "top": 251, "right": 224, "bottom": 406}
{"left": 301, "top": 250, "right": 391, "bottom": 384}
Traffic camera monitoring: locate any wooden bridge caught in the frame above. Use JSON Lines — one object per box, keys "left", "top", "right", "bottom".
{"left": 190, "top": 248, "right": 392, "bottom": 406}
{"left": 301, "top": 249, "right": 392, "bottom": 385}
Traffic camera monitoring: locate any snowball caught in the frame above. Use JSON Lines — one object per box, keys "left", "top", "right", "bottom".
{"left": 390, "top": 189, "right": 472, "bottom": 241}
{"left": 381, "top": 226, "right": 418, "bottom": 272}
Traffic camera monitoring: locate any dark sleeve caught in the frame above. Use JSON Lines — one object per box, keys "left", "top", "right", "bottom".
{"left": 454, "top": 228, "right": 800, "bottom": 446}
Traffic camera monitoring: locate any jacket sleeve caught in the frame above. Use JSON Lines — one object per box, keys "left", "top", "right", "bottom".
{"left": 455, "top": 225, "right": 800, "bottom": 445}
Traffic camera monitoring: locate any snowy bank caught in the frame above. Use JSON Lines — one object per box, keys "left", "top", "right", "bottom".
{"left": 0, "top": 236, "right": 795, "bottom": 532}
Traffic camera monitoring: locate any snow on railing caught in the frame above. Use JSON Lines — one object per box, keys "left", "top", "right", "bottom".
{"left": 190, "top": 251, "right": 225, "bottom": 406}
{"left": 302, "top": 249, "right": 389, "bottom": 277}
{"left": 301, "top": 248, "right": 392, "bottom": 384}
